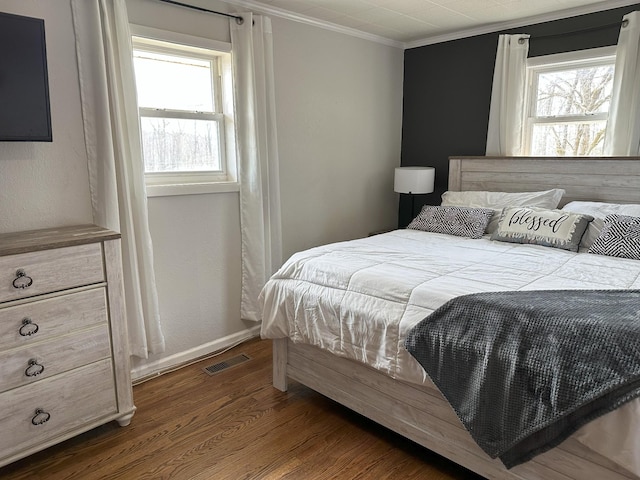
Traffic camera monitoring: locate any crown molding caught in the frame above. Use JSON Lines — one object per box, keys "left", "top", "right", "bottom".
{"left": 220, "top": 0, "right": 638, "bottom": 50}
{"left": 221, "top": 0, "right": 404, "bottom": 48}
{"left": 404, "top": 0, "right": 640, "bottom": 49}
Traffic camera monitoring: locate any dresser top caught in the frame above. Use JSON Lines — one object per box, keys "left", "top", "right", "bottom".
{"left": 0, "top": 225, "right": 120, "bottom": 257}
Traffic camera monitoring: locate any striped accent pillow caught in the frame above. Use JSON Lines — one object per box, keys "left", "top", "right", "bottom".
{"left": 588, "top": 214, "right": 640, "bottom": 260}
{"left": 408, "top": 206, "right": 494, "bottom": 239}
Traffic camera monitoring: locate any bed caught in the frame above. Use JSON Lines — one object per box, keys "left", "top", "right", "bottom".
{"left": 260, "top": 156, "right": 640, "bottom": 480}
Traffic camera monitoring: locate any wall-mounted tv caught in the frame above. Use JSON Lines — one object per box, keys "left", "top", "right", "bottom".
{"left": 0, "top": 11, "right": 52, "bottom": 142}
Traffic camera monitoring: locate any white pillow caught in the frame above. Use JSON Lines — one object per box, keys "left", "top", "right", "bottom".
{"left": 562, "top": 201, "right": 640, "bottom": 250}
{"left": 441, "top": 189, "right": 565, "bottom": 234}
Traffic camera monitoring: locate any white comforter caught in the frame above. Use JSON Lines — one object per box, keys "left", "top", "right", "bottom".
{"left": 260, "top": 229, "right": 640, "bottom": 475}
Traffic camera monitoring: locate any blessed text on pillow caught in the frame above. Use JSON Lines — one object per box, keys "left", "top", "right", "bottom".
{"left": 491, "top": 207, "right": 593, "bottom": 252}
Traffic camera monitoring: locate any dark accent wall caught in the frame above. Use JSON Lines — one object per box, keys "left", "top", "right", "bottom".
{"left": 399, "top": 4, "right": 640, "bottom": 228}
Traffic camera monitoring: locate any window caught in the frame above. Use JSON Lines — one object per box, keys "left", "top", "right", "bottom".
{"left": 523, "top": 47, "right": 616, "bottom": 156}
{"left": 131, "top": 27, "right": 236, "bottom": 193}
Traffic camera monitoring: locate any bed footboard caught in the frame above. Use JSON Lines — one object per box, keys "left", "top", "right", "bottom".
{"left": 272, "top": 339, "right": 637, "bottom": 480}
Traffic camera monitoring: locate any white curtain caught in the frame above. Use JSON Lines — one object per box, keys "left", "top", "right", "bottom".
{"left": 486, "top": 34, "right": 530, "bottom": 156}
{"left": 604, "top": 11, "right": 640, "bottom": 156}
{"left": 71, "top": 0, "right": 165, "bottom": 358}
{"left": 230, "top": 13, "right": 283, "bottom": 321}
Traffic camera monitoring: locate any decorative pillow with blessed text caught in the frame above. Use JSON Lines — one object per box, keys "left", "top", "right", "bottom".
{"left": 490, "top": 207, "right": 593, "bottom": 252}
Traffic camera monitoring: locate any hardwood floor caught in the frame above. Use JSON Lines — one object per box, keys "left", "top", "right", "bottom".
{"left": 0, "top": 338, "right": 484, "bottom": 480}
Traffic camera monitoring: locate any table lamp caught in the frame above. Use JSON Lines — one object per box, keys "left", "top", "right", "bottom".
{"left": 394, "top": 166, "right": 435, "bottom": 219}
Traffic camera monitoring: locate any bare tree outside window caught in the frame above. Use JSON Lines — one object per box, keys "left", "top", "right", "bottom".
{"left": 132, "top": 37, "right": 229, "bottom": 180}
{"left": 140, "top": 118, "right": 221, "bottom": 172}
{"left": 525, "top": 49, "right": 615, "bottom": 157}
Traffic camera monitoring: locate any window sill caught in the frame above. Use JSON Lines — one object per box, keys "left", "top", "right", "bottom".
{"left": 146, "top": 181, "right": 240, "bottom": 197}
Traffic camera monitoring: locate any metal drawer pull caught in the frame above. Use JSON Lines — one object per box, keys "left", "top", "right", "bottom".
{"left": 25, "top": 359, "right": 45, "bottom": 377}
{"left": 12, "top": 269, "right": 33, "bottom": 289}
{"left": 19, "top": 317, "right": 39, "bottom": 337}
{"left": 31, "top": 408, "right": 51, "bottom": 426}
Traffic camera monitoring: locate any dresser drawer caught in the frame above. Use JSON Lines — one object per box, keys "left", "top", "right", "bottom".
{"left": 0, "top": 226, "right": 133, "bottom": 469}
{"left": 0, "top": 243, "right": 104, "bottom": 303}
{"left": 0, "top": 288, "right": 108, "bottom": 351}
{"left": 0, "top": 324, "right": 111, "bottom": 393}
{"left": 0, "top": 359, "right": 117, "bottom": 459}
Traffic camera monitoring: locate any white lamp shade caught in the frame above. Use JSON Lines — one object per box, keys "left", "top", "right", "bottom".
{"left": 394, "top": 166, "right": 435, "bottom": 194}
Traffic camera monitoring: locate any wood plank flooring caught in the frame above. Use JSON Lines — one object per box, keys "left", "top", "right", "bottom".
{"left": 0, "top": 338, "right": 484, "bottom": 480}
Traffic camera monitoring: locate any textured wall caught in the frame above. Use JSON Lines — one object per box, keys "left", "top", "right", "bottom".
{"left": 0, "top": 1, "right": 92, "bottom": 233}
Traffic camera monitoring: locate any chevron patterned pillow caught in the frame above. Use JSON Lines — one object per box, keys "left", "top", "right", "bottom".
{"left": 588, "top": 214, "right": 640, "bottom": 260}
{"left": 407, "top": 205, "right": 494, "bottom": 239}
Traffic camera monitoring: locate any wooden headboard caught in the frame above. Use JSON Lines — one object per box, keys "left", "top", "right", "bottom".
{"left": 448, "top": 156, "right": 640, "bottom": 206}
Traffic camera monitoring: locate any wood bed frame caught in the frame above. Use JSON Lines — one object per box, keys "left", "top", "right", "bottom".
{"left": 271, "top": 156, "right": 640, "bottom": 480}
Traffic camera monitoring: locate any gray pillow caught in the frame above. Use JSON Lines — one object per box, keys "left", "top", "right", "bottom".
{"left": 588, "top": 214, "right": 640, "bottom": 260}
{"left": 491, "top": 207, "right": 593, "bottom": 252}
{"left": 408, "top": 206, "right": 494, "bottom": 239}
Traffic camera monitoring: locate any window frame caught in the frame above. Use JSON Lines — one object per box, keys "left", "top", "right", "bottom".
{"left": 523, "top": 46, "right": 616, "bottom": 157}
{"left": 130, "top": 25, "right": 238, "bottom": 197}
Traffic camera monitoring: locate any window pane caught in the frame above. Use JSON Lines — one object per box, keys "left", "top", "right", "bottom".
{"left": 133, "top": 50, "right": 214, "bottom": 112}
{"left": 530, "top": 121, "right": 607, "bottom": 156}
{"left": 140, "top": 117, "right": 221, "bottom": 172}
{"left": 535, "top": 65, "right": 614, "bottom": 117}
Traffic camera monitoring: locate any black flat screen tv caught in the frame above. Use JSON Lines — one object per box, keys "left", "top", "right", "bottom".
{"left": 0, "top": 11, "right": 52, "bottom": 142}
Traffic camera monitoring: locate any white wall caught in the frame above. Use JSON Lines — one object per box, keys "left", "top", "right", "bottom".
{"left": 0, "top": 1, "right": 92, "bottom": 233}
{"left": 126, "top": 0, "right": 404, "bottom": 379}
{"left": 271, "top": 17, "right": 404, "bottom": 259}
{"left": 0, "top": 0, "right": 404, "bottom": 380}
{"left": 125, "top": 0, "right": 248, "bottom": 378}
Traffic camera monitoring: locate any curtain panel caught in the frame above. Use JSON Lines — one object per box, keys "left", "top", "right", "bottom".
{"left": 230, "top": 13, "right": 283, "bottom": 322}
{"left": 71, "top": 0, "right": 165, "bottom": 358}
{"left": 605, "top": 11, "right": 640, "bottom": 156}
{"left": 485, "top": 34, "right": 530, "bottom": 156}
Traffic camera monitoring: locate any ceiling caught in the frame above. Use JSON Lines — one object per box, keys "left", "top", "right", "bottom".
{"left": 226, "top": 0, "right": 638, "bottom": 47}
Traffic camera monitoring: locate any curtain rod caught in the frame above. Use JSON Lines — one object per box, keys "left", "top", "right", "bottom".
{"left": 157, "top": 0, "right": 244, "bottom": 24}
{"left": 523, "top": 18, "right": 629, "bottom": 43}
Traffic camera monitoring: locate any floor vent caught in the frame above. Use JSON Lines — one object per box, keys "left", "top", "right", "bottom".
{"left": 203, "top": 353, "right": 251, "bottom": 376}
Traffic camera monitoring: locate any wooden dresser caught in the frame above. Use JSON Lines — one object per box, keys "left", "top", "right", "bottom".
{"left": 0, "top": 225, "right": 135, "bottom": 467}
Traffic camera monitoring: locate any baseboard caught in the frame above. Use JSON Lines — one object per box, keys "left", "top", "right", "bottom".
{"left": 131, "top": 325, "right": 262, "bottom": 383}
